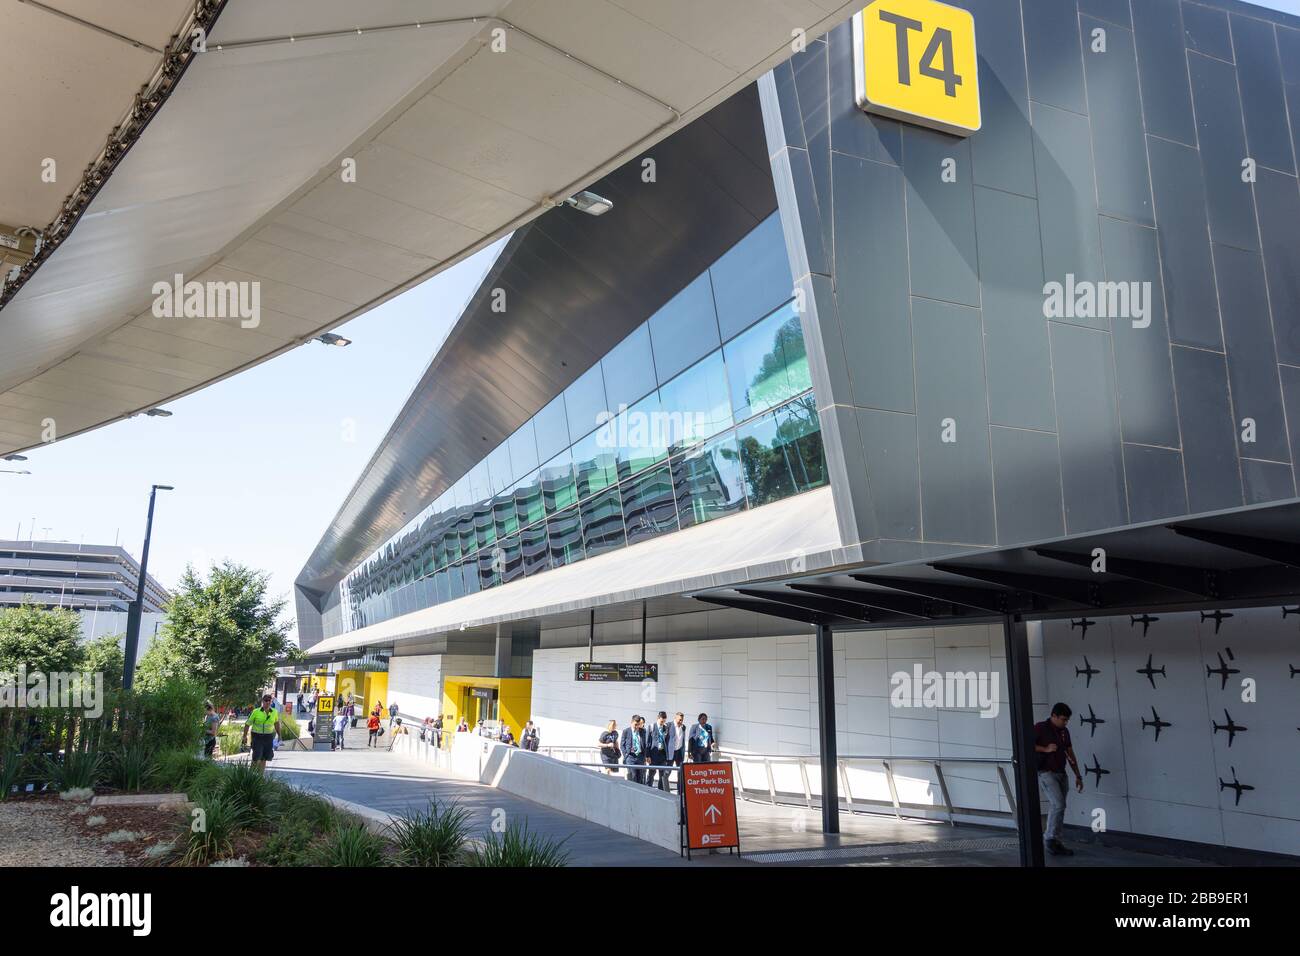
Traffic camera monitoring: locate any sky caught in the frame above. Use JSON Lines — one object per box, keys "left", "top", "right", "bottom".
{"left": 3, "top": 0, "right": 1298, "bottom": 641}
{"left": 0, "top": 240, "right": 505, "bottom": 641}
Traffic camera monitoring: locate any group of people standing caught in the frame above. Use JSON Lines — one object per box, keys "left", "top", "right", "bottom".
{"left": 599, "top": 711, "right": 716, "bottom": 791}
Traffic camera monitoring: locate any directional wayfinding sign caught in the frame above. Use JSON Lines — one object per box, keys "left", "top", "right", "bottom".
{"left": 854, "top": 0, "right": 981, "bottom": 136}
{"left": 681, "top": 762, "right": 740, "bottom": 857}
{"left": 574, "top": 661, "right": 658, "bottom": 682}
{"left": 311, "top": 694, "right": 334, "bottom": 750}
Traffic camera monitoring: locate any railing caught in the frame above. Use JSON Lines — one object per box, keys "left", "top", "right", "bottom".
{"left": 538, "top": 745, "right": 1016, "bottom": 826}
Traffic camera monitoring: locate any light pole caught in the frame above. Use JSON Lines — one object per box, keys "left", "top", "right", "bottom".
{"left": 123, "top": 483, "right": 173, "bottom": 690}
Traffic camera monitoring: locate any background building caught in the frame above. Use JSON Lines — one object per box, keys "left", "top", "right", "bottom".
{"left": 297, "top": 0, "right": 1300, "bottom": 858}
{"left": 0, "top": 540, "right": 169, "bottom": 656}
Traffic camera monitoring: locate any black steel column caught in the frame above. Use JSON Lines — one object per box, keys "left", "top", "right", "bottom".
{"left": 122, "top": 486, "right": 160, "bottom": 691}
{"left": 1003, "top": 614, "right": 1044, "bottom": 867}
{"left": 814, "top": 621, "right": 839, "bottom": 834}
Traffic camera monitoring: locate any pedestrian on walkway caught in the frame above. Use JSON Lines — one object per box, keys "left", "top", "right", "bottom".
{"left": 688, "top": 713, "right": 716, "bottom": 763}
{"left": 1035, "top": 702, "right": 1084, "bottom": 857}
{"left": 599, "top": 720, "right": 620, "bottom": 773}
{"left": 520, "top": 720, "right": 540, "bottom": 752}
{"left": 387, "top": 718, "right": 409, "bottom": 751}
{"left": 388, "top": 700, "right": 399, "bottom": 729}
{"left": 499, "top": 722, "right": 515, "bottom": 746}
{"left": 668, "top": 712, "right": 687, "bottom": 786}
{"left": 242, "top": 694, "right": 280, "bottom": 775}
{"left": 367, "top": 710, "right": 382, "bottom": 747}
{"left": 647, "top": 711, "right": 671, "bottom": 790}
{"left": 457, "top": 718, "right": 469, "bottom": 733}
{"left": 202, "top": 702, "right": 220, "bottom": 759}
{"left": 332, "top": 709, "right": 347, "bottom": 750}
{"left": 434, "top": 715, "right": 445, "bottom": 747}
{"left": 296, "top": 692, "right": 304, "bottom": 715}
{"left": 620, "top": 715, "right": 648, "bottom": 785}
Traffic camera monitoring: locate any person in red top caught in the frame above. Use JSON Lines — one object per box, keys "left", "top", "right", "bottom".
{"left": 367, "top": 711, "right": 382, "bottom": 747}
{"left": 1034, "top": 703, "right": 1084, "bottom": 857}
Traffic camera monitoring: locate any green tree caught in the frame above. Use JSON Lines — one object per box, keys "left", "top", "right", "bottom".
{"left": 81, "top": 633, "right": 125, "bottom": 687}
{"left": 0, "top": 604, "right": 85, "bottom": 674}
{"left": 137, "top": 562, "right": 300, "bottom": 708}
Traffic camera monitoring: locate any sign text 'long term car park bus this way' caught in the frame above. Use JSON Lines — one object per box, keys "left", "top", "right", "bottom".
{"left": 574, "top": 662, "right": 659, "bottom": 682}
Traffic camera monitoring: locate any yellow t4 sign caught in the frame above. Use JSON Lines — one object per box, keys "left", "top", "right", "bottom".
{"left": 853, "top": 0, "right": 981, "bottom": 136}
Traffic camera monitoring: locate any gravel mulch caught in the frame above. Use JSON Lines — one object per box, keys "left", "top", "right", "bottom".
{"left": 0, "top": 795, "right": 187, "bottom": 867}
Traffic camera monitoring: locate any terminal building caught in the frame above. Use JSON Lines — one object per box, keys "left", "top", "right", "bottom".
{"left": 0, "top": 539, "right": 169, "bottom": 654}
{"left": 295, "top": 0, "right": 1300, "bottom": 862}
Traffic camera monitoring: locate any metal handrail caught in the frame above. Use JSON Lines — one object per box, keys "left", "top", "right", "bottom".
{"left": 712, "top": 751, "right": 1016, "bottom": 825}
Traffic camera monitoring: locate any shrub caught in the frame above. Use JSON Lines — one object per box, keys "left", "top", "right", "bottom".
{"left": 387, "top": 799, "right": 473, "bottom": 867}
{"left": 217, "top": 762, "right": 275, "bottom": 822}
{"left": 0, "top": 743, "right": 25, "bottom": 801}
{"left": 182, "top": 793, "right": 248, "bottom": 865}
{"left": 256, "top": 817, "right": 317, "bottom": 867}
{"left": 218, "top": 725, "right": 244, "bottom": 757}
{"left": 43, "top": 749, "right": 103, "bottom": 792}
{"left": 132, "top": 677, "right": 206, "bottom": 753}
{"left": 465, "top": 821, "right": 570, "bottom": 868}
{"left": 277, "top": 710, "right": 300, "bottom": 741}
{"left": 309, "top": 821, "right": 389, "bottom": 867}
{"left": 154, "top": 749, "right": 206, "bottom": 793}
{"left": 187, "top": 761, "right": 228, "bottom": 801}
{"left": 272, "top": 784, "right": 340, "bottom": 832}
{"left": 108, "top": 741, "right": 156, "bottom": 792}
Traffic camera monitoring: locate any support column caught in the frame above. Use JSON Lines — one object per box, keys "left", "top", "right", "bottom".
{"left": 1003, "top": 614, "right": 1044, "bottom": 867}
{"left": 493, "top": 625, "right": 511, "bottom": 679}
{"left": 814, "top": 621, "right": 839, "bottom": 834}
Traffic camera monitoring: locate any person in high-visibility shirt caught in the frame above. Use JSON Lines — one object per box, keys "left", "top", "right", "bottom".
{"left": 242, "top": 693, "right": 281, "bottom": 774}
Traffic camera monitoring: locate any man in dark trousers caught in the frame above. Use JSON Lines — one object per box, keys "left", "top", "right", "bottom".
{"left": 620, "top": 715, "right": 648, "bottom": 784}
{"left": 1034, "top": 702, "right": 1084, "bottom": 857}
{"left": 688, "top": 712, "right": 716, "bottom": 763}
{"left": 646, "top": 711, "right": 671, "bottom": 790}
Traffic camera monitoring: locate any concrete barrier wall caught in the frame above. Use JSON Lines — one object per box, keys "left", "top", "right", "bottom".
{"left": 393, "top": 731, "right": 680, "bottom": 852}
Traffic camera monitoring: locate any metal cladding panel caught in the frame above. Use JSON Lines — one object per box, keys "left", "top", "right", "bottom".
{"left": 763, "top": 1, "right": 1300, "bottom": 559}
{"left": 296, "top": 86, "right": 777, "bottom": 600}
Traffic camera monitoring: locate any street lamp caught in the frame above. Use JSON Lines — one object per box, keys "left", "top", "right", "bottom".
{"left": 0, "top": 469, "right": 30, "bottom": 475}
{"left": 122, "top": 483, "right": 174, "bottom": 690}
{"left": 314, "top": 332, "right": 352, "bottom": 347}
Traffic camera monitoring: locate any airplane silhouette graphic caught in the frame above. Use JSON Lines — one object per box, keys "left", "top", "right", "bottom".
{"left": 1219, "top": 767, "right": 1254, "bottom": 806}
{"left": 1137, "top": 653, "right": 1166, "bottom": 689}
{"left": 1201, "top": 609, "right": 1234, "bottom": 634}
{"left": 1079, "top": 704, "right": 1105, "bottom": 737}
{"left": 1130, "top": 613, "right": 1159, "bottom": 637}
{"left": 1290, "top": 664, "right": 1299, "bottom": 679}
{"left": 1085, "top": 754, "right": 1110, "bottom": 788}
{"left": 1206, "top": 650, "right": 1240, "bottom": 691}
{"left": 1075, "top": 656, "right": 1100, "bottom": 688}
{"left": 1071, "top": 617, "right": 1097, "bottom": 639}
{"left": 1212, "top": 709, "right": 1247, "bottom": 747}
{"left": 1141, "top": 706, "right": 1171, "bottom": 742}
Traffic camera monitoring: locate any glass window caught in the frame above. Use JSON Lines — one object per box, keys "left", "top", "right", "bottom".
{"left": 564, "top": 364, "right": 608, "bottom": 447}
{"left": 520, "top": 521, "right": 549, "bottom": 577}
{"left": 457, "top": 508, "right": 476, "bottom": 559}
{"left": 649, "top": 272, "right": 721, "bottom": 383}
{"left": 580, "top": 484, "right": 626, "bottom": 558}
{"left": 498, "top": 534, "right": 523, "bottom": 585}
{"left": 615, "top": 390, "right": 668, "bottom": 480}
{"left": 493, "top": 489, "right": 518, "bottom": 540}
{"left": 468, "top": 460, "right": 492, "bottom": 506}
{"left": 602, "top": 323, "right": 658, "bottom": 412}
{"left": 513, "top": 469, "right": 544, "bottom": 529}
{"left": 452, "top": 474, "right": 471, "bottom": 510}
{"left": 507, "top": 419, "right": 540, "bottom": 479}
{"left": 735, "top": 395, "right": 827, "bottom": 507}
{"left": 539, "top": 449, "right": 577, "bottom": 515}
{"left": 433, "top": 567, "right": 450, "bottom": 605}
{"left": 724, "top": 302, "right": 810, "bottom": 423}
{"left": 474, "top": 498, "right": 496, "bottom": 552}
{"left": 446, "top": 563, "right": 465, "bottom": 602}
{"left": 621, "top": 463, "right": 679, "bottom": 546}
{"left": 657, "top": 349, "right": 733, "bottom": 454}
{"left": 710, "top": 212, "right": 794, "bottom": 341}
{"left": 532, "top": 393, "right": 570, "bottom": 464}
{"left": 571, "top": 428, "right": 619, "bottom": 500}
{"left": 547, "top": 506, "right": 584, "bottom": 569}
{"left": 487, "top": 442, "right": 513, "bottom": 494}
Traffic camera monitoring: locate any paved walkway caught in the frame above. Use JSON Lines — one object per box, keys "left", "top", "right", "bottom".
{"left": 268, "top": 729, "right": 694, "bottom": 867}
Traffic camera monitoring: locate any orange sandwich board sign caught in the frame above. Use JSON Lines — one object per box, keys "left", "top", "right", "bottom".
{"left": 680, "top": 762, "right": 740, "bottom": 858}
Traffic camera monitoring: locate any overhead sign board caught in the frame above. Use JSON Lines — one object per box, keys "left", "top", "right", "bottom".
{"left": 574, "top": 661, "right": 659, "bottom": 682}
{"left": 315, "top": 695, "right": 334, "bottom": 714}
{"left": 681, "top": 762, "right": 740, "bottom": 855}
{"left": 854, "top": 0, "right": 981, "bottom": 136}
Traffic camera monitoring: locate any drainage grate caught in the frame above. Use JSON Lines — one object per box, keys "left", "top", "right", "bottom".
{"left": 743, "top": 836, "right": 1019, "bottom": 864}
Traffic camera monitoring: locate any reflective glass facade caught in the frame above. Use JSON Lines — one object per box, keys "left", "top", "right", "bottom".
{"left": 337, "top": 213, "right": 826, "bottom": 634}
